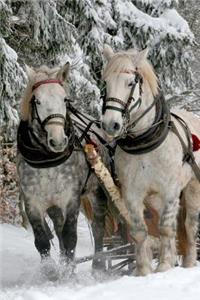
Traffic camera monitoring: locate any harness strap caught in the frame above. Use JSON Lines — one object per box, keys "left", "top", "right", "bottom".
{"left": 170, "top": 116, "right": 200, "bottom": 182}
{"left": 103, "top": 72, "right": 143, "bottom": 118}
{"left": 32, "top": 79, "right": 63, "bottom": 91}
{"left": 127, "top": 97, "right": 157, "bottom": 131}
{"left": 117, "top": 92, "right": 170, "bottom": 154}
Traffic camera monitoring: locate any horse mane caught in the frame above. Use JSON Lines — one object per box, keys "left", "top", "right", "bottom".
{"left": 20, "top": 65, "right": 61, "bottom": 121}
{"left": 102, "top": 50, "right": 159, "bottom": 97}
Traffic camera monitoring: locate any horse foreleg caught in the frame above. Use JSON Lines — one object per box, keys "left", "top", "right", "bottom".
{"left": 91, "top": 186, "right": 107, "bottom": 271}
{"left": 129, "top": 205, "right": 152, "bottom": 276}
{"left": 182, "top": 179, "right": 200, "bottom": 267}
{"left": 62, "top": 203, "right": 79, "bottom": 263}
{"left": 25, "top": 201, "right": 50, "bottom": 258}
{"left": 47, "top": 205, "right": 64, "bottom": 254}
{"left": 157, "top": 197, "right": 179, "bottom": 272}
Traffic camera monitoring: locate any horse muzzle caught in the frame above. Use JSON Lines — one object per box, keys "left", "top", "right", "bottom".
{"left": 102, "top": 120, "right": 122, "bottom": 138}
{"left": 47, "top": 135, "right": 68, "bottom": 153}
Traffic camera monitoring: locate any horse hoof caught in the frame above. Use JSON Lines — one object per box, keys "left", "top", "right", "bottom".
{"left": 92, "top": 258, "right": 106, "bottom": 272}
{"left": 41, "top": 257, "right": 59, "bottom": 281}
{"left": 92, "top": 267, "right": 108, "bottom": 281}
{"left": 59, "top": 257, "right": 76, "bottom": 279}
{"left": 155, "top": 262, "right": 171, "bottom": 273}
{"left": 135, "top": 266, "right": 152, "bottom": 276}
{"left": 182, "top": 258, "right": 197, "bottom": 268}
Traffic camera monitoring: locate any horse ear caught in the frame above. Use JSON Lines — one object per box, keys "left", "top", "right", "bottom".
{"left": 136, "top": 48, "right": 149, "bottom": 65}
{"left": 103, "top": 44, "right": 114, "bottom": 61}
{"left": 25, "top": 65, "right": 35, "bottom": 80}
{"left": 57, "top": 62, "right": 70, "bottom": 82}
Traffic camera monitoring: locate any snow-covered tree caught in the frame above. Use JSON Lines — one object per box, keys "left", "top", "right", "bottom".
{"left": 0, "top": 0, "right": 198, "bottom": 225}
{"left": 0, "top": 0, "right": 196, "bottom": 141}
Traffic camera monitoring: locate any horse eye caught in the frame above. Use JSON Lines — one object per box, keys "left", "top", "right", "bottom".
{"left": 64, "top": 98, "right": 68, "bottom": 103}
{"left": 35, "top": 98, "right": 41, "bottom": 105}
{"left": 128, "top": 81, "right": 134, "bottom": 87}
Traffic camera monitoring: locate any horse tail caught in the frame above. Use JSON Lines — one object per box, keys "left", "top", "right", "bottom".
{"left": 177, "top": 193, "right": 187, "bottom": 256}
{"left": 81, "top": 197, "right": 118, "bottom": 237}
{"left": 81, "top": 197, "right": 94, "bottom": 221}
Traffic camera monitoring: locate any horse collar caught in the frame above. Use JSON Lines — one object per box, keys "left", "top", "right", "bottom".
{"left": 117, "top": 93, "right": 171, "bottom": 154}
{"left": 17, "top": 120, "right": 75, "bottom": 168}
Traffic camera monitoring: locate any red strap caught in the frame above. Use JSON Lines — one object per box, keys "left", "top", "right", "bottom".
{"left": 192, "top": 134, "right": 200, "bottom": 152}
{"left": 32, "top": 79, "right": 63, "bottom": 91}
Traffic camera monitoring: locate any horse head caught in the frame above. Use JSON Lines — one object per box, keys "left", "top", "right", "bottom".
{"left": 101, "top": 44, "right": 158, "bottom": 139}
{"left": 21, "top": 63, "right": 71, "bottom": 152}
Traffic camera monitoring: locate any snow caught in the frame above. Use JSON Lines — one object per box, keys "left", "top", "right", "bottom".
{"left": 116, "top": 1, "right": 194, "bottom": 40}
{"left": 1, "top": 215, "right": 200, "bottom": 300}
{"left": 1, "top": 38, "right": 18, "bottom": 61}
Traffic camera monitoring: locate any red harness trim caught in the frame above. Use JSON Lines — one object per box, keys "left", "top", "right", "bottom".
{"left": 192, "top": 134, "right": 200, "bottom": 152}
{"left": 32, "top": 79, "right": 63, "bottom": 91}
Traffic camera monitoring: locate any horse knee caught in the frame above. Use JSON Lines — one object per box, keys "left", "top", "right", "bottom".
{"left": 134, "top": 230, "right": 147, "bottom": 243}
{"left": 159, "top": 225, "right": 175, "bottom": 238}
{"left": 130, "top": 223, "right": 147, "bottom": 243}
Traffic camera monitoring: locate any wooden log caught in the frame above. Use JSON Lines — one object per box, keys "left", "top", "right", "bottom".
{"left": 84, "top": 144, "right": 132, "bottom": 227}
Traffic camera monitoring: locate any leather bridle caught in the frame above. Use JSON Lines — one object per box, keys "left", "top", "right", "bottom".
{"left": 31, "top": 79, "right": 68, "bottom": 131}
{"left": 102, "top": 71, "right": 143, "bottom": 126}
{"left": 102, "top": 70, "right": 163, "bottom": 136}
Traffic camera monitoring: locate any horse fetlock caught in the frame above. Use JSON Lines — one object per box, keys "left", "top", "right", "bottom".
{"left": 182, "top": 255, "right": 197, "bottom": 268}
{"left": 35, "top": 236, "right": 50, "bottom": 256}
{"left": 135, "top": 264, "right": 152, "bottom": 276}
{"left": 155, "top": 262, "right": 172, "bottom": 273}
{"left": 182, "top": 245, "right": 197, "bottom": 268}
{"left": 92, "top": 257, "right": 106, "bottom": 271}
{"left": 40, "top": 256, "right": 59, "bottom": 281}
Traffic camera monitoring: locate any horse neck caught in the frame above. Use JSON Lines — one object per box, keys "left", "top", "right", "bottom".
{"left": 129, "top": 84, "right": 156, "bottom": 135}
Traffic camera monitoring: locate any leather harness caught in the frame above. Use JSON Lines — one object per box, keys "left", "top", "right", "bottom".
{"left": 102, "top": 71, "right": 200, "bottom": 182}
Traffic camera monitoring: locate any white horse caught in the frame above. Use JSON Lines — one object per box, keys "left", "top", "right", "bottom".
{"left": 101, "top": 44, "right": 200, "bottom": 276}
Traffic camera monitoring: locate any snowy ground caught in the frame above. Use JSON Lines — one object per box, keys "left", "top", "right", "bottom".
{"left": 1, "top": 215, "right": 200, "bottom": 300}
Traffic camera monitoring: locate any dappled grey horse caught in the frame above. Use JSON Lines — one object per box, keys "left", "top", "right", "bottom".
{"left": 17, "top": 63, "right": 107, "bottom": 278}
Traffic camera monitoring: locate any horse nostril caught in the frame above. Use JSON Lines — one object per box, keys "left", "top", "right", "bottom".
{"left": 113, "top": 122, "right": 120, "bottom": 131}
{"left": 49, "top": 138, "right": 56, "bottom": 147}
{"left": 63, "top": 136, "right": 68, "bottom": 146}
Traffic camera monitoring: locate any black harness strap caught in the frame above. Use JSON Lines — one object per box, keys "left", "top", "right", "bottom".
{"left": 170, "top": 114, "right": 200, "bottom": 182}
{"left": 117, "top": 92, "right": 170, "bottom": 154}
{"left": 103, "top": 73, "right": 143, "bottom": 120}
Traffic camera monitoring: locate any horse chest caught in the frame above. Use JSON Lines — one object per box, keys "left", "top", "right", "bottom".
{"left": 115, "top": 146, "right": 177, "bottom": 196}
{"left": 18, "top": 154, "right": 87, "bottom": 211}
